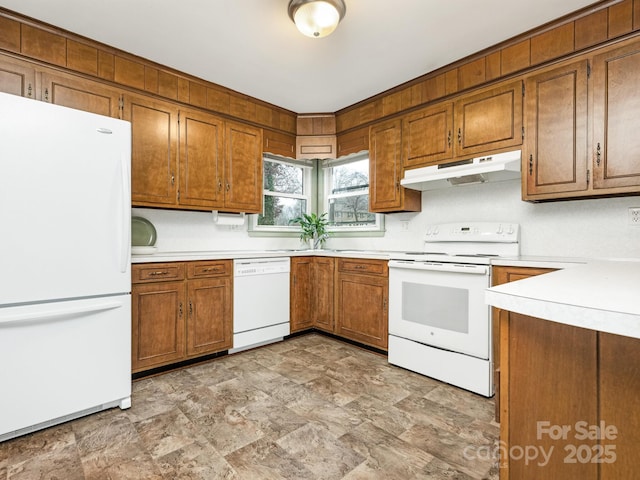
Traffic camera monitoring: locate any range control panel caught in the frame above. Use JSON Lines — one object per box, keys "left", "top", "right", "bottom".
{"left": 425, "top": 222, "right": 520, "bottom": 243}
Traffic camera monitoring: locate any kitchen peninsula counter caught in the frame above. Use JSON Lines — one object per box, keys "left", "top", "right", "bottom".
{"left": 486, "top": 259, "right": 640, "bottom": 339}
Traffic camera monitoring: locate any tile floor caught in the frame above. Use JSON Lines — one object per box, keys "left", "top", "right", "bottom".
{"left": 0, "top": 334, "right": 500, "bottom": 479}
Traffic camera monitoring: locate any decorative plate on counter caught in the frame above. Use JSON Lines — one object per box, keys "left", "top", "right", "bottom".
{"left": 132, "top": 216, "right": 157, "bottom": 246}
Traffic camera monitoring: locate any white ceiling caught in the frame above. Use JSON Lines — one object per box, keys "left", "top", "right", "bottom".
{"left": 1, "top": 0, "right": 603, "bottom": 113}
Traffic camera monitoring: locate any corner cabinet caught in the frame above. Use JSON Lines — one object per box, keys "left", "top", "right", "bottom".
{"left": 131, "top": 260, "right": 232, "bottom": 374}
{"left": 290, "top": 256, "right": 335, "bottom": 333}
{"left": 335, "top": 258, "right": 388, "bottom": 350}
{"left": 369, "top": 118, "right": 421, "bottom": 213}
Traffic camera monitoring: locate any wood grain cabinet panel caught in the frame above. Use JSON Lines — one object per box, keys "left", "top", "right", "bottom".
{"left": 290, "top": 257, "right": 334, "bottom": 333}
{"left": 124, "top": 93, "right": 179, "bottom": 207}
{"left": 335, "top": 258, "right": 388, "bottom": 350}
{"left": 402, "top": 102, "right": 454, "bottom": 168}
{"left": 132, "top": 280, "right": 186, "bottom": 372}
{"left": 186, "top": 277, "right": 232, "bottom": 356}
{"left": 592, "top": 40, "right": 640, "bottom": 192}
{"left": 369, "top": 118, "right": 421, "bottom": 213}
{"left": 40, "top": 70, "right": 121, "bottom": 117}
{"left": 336, "top": 126, "right": 369, "bottom": 158}
{"left": 224, "top": 120, "right": 263, "bottom": 213}
{"left": 523, "top": 60, "right": 589, "bottom": 200}
{"left": 178, "top": 108, "right": 224, "bottom": 209}
{"left": 454, "top": 80, "right": 523, "bottom": 158}
{"left": 0, "top": 57, "right": 35, "bottom": 98}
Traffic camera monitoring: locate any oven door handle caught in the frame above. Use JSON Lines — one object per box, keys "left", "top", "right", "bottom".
{"left": 388, "top": 260, "right": 489, "bottom": 275}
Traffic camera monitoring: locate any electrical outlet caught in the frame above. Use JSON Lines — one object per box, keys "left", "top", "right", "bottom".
{"left": 629, "top": 207, "right": 640, "bottom": 226}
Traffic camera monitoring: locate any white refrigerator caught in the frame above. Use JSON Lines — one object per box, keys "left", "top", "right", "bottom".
{"left": 0, "top": 92, "right": 132, "bottom": 442}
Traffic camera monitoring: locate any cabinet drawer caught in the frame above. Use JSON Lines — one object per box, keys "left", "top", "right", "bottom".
{"left": 187, "top": 260, "right": 231, "bottom": 278}
{"left": 337, "top": 258, "right": 388, "bottom": 276}
{"left": 132, "top": 262, "right": 185, "bottom": 283}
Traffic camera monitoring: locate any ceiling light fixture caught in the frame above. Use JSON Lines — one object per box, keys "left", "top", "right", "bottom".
{"left": 288, "top": 0, "right": 346, "bottom": 38}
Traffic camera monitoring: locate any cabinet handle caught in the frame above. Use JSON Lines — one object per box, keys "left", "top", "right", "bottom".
{"left": 457, "top": 128, "right": 462, "bottom": 145}
{"left": 217, "top": 180, "right": 223, "bottom": 192}
{"left": 27, "top": 84, "right": 33, "bottom": 98}
{"left": 149, "top": 271, "right": 169, "bottom": 276}
{"left": 529, "top": 154, "right": 533, "bottom": 175}
{"left": 596, "top": 142, "right": 601, "bottom": 167}
{"left": 189, "top": 300, "right": 193, "bottom": 317}
{"left": 179, "top": 302, "right": 183, "bottom": 317}
{"left": 226, "top": 183, "right": 230, "bottom": 191}
{"left": 171, "top": 175, "right": 175, "bottom": 186}
{"left": 44, "top": 88, "right": 49, "bottom": 102}
{"left": 447, "top": 130, "right": 452, "bottom": 147}
{"left": 203, "top": 267, "right": 221, "bottom": 273}
{"left": 383, "top": 298, "right": 388, "bottom": 310}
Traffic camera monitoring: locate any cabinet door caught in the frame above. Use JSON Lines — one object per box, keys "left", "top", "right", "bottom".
{"left": 186, "top": 277, "right": 232, "bottom": 356}
{"left": 599, "top": 333, "right": 640, "bottom": 480}
{"left": 0, "top": 57, "right": 36, "bottom": 98}
{"left": 336, "top": 126, "right": 369, "bottom": 158}
{"left": 593, "top": 41, "right": 640, "bottom": 191}
{"left": 335, "top": 272, "right": 388, "bottom": 349}
{"left": 369, "top": 119, "right": 421, "bottom": 213}
{"left": 123, "top": 94, "right": 179, "bottom": 207}
{"left": 179, "top": 109, "right": 224, "bottom": 208}
{"left": 224, "top": 120, "right": 262, "bottom": 213}
{"left": 263, "top": 129, "right": 296, "bottom": 158}
{"left": 290, "top": 257, "right": 314, "bottom": 333}
{"left": 454, "top": 80, "right": 523, "bottom": 158}
{"left": 313, "top": 257, "right": 335, "bottom": 332}
{"left": 505, "top": 314, "right": 597, "bottom": 479}
{"left": 402, "top": 102, "right": 454, "bottom": 168}
{"left": 40, "top": 70, "right": 121, "bottom": 117}
{"left": 523, "top": 61, "right": 589, "bottom": 200}
{"left": 132, "top": 281, "right": 186, "bottom": 372}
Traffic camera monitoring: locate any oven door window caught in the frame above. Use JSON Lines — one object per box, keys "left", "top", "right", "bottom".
{"left": 403, "top": 282, "right": 469, "bottom": 333}
{"left": 389, "top": 266, "right": 490, "bottom": 359}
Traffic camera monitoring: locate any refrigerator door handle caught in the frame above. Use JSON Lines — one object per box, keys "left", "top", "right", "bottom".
{"left": 120, "top": 152, "right": 131, "bottom": 273}
{"left": 0, "top": 301, "right": 123, "bottom": 326}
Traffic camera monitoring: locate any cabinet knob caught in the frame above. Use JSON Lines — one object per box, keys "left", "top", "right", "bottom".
{"left": 529, "top": 154, "right": 533, "bottom": 175}
{"left": 179, "top": 302, "right": 183, "bottom": 317}
{"left": 447, "top": 130, "right": 452, "bottom": 147}
{"left": 27, "top": 84, "right": 33, "bottom": 98}
{"left": 171, "top": 175, "right": 175, "bottom": 186}
{"left": 44, "top": 88, "right": 49, "bottom": 102}
{"left": 226, "top": 183, "right": 230, "bottom": 191}
{"left": 189, "top": 300, "right": 193, "bottom": 317}
{"left": 217, "top": 180, "right": 223, "bottom": 192}
{"left": 457, "top": 128, "right": 462, "bottom": 145}
{"left": 596, "top": 142, "right": 602, "bottom": 167}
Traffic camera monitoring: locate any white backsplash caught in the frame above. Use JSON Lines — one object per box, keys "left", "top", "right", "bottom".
{"left": 133, "top": 179, "right": 640, "bottom": 259}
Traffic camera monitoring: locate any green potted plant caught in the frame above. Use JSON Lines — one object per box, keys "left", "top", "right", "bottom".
{"left": 290, "top": 212, "right": 330, "bottom": 249}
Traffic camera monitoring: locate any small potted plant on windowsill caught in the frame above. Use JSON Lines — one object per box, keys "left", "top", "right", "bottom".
{"left": 290, "top": 212, "right": 330, "bottom": 249}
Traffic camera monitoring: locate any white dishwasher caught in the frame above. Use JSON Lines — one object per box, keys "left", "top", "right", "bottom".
{"left": 231, "top": 257, "right": 291, "bottom": 353}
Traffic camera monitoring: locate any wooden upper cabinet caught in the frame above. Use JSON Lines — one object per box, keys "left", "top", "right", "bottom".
{"left": 224, "top": 120, "right": 262, "bottom": 213}
{"left": 369, "top": 118, "right": 421, "bottom": 213}
{"left": 124, "top": 93, "right": 179, "bottom": 207}
{"left": 336, "top": 126, "right": 369, "bottom": 158}
{"left": 402, "top": 102, "right": 454, "bottom": 168}
{"left": 178, "top": 108, "right": 224, "bottom": 209}
{"left": 263, "top": 129, "right": 296, "bottom": 158}
{"left": 454, "top": 80, "right": 523, "bottom": 158}
{"left": 0, "top": 57, "right": 35, "bottom": 98}
{"left": 592, "top": 40, "right": 640, "bottom": 192}
{"left": 523, "top": 60, "right": 589, "bottom": 200}
{"left": 40, "top": 70, "right": 121, "bottom": 117}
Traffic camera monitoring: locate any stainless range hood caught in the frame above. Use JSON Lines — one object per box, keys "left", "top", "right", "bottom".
{"left": 401, "top": 150, "right": 521, "bottom": 191}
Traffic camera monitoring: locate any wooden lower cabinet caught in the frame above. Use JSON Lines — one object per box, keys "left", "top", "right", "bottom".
{"left": 335, "top": 258, "right": 388, "bottom": 350}
{"left": 132, "top": 260, "right": 232, "bottom": 373}
{"left": 498, "top": 293, "right": 640, "bottom": 479}
{"left": 290, "top": 256, "right": 334, "bottom": 333}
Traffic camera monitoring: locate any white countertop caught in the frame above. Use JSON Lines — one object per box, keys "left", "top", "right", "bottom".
{"left": 486, "top": 259, "right": 640, "bottom": 339}
{"left": 130, "top": 249, "right": 392, "bottom": 263}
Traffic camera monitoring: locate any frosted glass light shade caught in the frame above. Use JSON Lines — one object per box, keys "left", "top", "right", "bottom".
{"left": 288, "top": 0, "right": 346, "bottom": 38}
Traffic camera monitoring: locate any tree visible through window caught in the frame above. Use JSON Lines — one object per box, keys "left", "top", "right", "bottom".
{"left": 325, "top": 156, "right": 376, "bottom": 227}
{"left": 258, "top": 157, "right": 311, "bottom": 227}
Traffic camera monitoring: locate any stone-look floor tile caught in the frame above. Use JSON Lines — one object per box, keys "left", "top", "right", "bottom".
{"left": 343, "top": 394, "right": 414, "bottom": 437}
{"left": 135, "top": 408, "right": 201, "bottom": 459}
{"left": 425, "top": 385, "right": 496, "bottom": 423}
{"left": 400, "top": 423, "right": 496, "bottom": 478}
{"left": 276, "top": 422, "right": 365, "bottom": 479}
{"left": 155, "top": 436, "right": 239, "bottom": 480}
{"left": 225, "top": 438, "right": 314, "bottom": 480}
{"left": 0, "top": 333, "right": 500, "bottom": 480}
{"left": 340, "top": 422, "right": 436, "bottom": 479}
{"left": 194, "top": 409, "right": 265, "bottom": 457}
{"left": 7, "top": 442, "right": 85, "bottom": 480}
